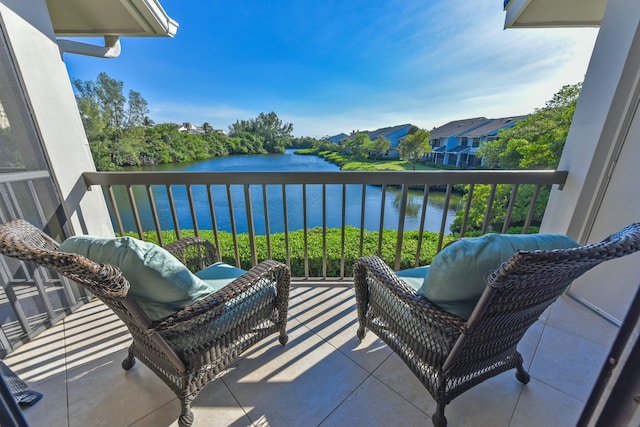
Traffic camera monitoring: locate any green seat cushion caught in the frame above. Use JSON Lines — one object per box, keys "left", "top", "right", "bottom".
{"left": 397, "top": 266, "right": 430, "bottom": 291}
{"left": 58, "top": 236, "right": 215, "bottom": 321}
{"left": 195, "top": 262, "right": 247, "bottom": 292}
{"left": 418, "top": 233, "right": 579, "bottom": 320}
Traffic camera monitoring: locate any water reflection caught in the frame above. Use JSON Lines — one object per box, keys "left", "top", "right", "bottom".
{"left": 107, "top": 151, "right": 463, "bottom": 235}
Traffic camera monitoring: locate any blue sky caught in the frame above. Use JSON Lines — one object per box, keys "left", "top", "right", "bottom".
{"left": 63, "top": 0, "right": 598, "bottom": 138}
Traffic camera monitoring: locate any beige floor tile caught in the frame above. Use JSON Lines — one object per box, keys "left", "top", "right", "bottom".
{"left": 66, "top": 349, "right": 175, "bottom": 427}
{"left": 373, "top": 349, "right": 525, "bottom": 426}
{"left": 18, "top": 371, "right": 68, "bottom": 427}
{"left": 221, "top": 320, "right": 369, "bottom": 427}
{"left": 289, "top": 284, "right": 392, "bottom": 372}
{"left": 320, "top": 374, "right": 430, "bottom": 427}
{"left": 132, "top": 380, "right": 253, "bottom": 427}
{"left": 288, "top": 285, "right": 351, "bottom": 324}
{"left": 510, "top": 378, "right": 584, "bottom": 427}
{"left": 528, "top": 324, "right": 608, "bottom": 401}
{"left": 371, "top": 352, "right": 437, "bottom": 415}
{"left": 546, "top": 295, "right": 619, "bottom": 347}
{"left": 444, "top": 373, "right": 524, "bottom": 427}
{"left": 517, "top": 320, "right": 545, "bottom": 370}
{"left": 4, "top": 321, "right": 67, "bottom": 382}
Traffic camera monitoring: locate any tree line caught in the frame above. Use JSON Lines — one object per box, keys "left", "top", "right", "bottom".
{"left": 73, "top": 73, "right": 305, "bottom": 170}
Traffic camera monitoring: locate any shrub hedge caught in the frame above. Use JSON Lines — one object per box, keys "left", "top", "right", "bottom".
{"left": 131, "top": 226, "right": 456, "bottom": 277}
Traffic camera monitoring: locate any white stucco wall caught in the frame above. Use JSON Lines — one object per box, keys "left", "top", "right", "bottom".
{"left": 0, "top": 0, "right": 114, "bottom": 237}
{"left": 541, "top": 0, "right": 640, "bottom": 321}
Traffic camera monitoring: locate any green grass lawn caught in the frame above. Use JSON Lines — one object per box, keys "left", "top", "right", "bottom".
{"left": 295, "top": 148, "right": 454, "bottom": 171}
{"left": 341, "top": 159, "right": 441, "bottom": 171}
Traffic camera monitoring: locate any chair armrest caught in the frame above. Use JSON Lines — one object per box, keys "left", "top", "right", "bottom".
{"left": 163, "top": 237, "right": 220, "bottom": 273}
{"left": 150, "top": 259, "right": 290, "bottom": 331}
{"left": 354, "top": 256, "right": 465, "bottom": 329}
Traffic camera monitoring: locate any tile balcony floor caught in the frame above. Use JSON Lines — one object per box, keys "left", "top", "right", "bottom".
{"left": 4, "top": 283, "right": 618, "bottom": 427}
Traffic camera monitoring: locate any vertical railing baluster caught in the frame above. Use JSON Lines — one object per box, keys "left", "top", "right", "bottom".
{"left": 340, "top": 184, "right": 346, "bottom": 279}
{"left": 377, "top": 184, "right": 387, "bottom": 256}
{"left": 415, "top": 185, "right": 430, "bottom": 267}
{"left": 502, "top": 184, "right": 519, "bottom": 233}
{"left": 262, "top": 184, "right": 272, "bottom": 260}
{"left": 126, "top": 185, "right": 144, "bottom": 239}
{"left": 523, "top": 184, "right": 542, "bottom": 234}
{"left": 244, "top": 184, "right": 257, "bottom": 266}
{"left": 145, "top": 185, "right": 163, "bottom": 246}
{"left": 437, "top": 184, "right": 453, "bottom": 252}
{"left": 226, "top": 184, "right": 241, "bottom": 268}
{"left": 206, "top": 185, "right": 221, "bottom": 260}
{"left": 322, "top": 184, "right": 327, "bottom": 279}
{"left": 27, "top": 180, "right": 78, "bottom": 307}
{"left": 186, "top": 185, "right": 199, "bottom": 237}
{"left": 302, "top": 184, "right": 309, "bottom": 278}
{"left": 166, "top": 185, "right": 181, "bottom": 240}
{"left": 482, "top": 184, "right": 497, "bottom": 235}
{"left": 2, "top": 181, "right": 58, "bottom": 322}
{"left": 394, "top": 184, "right": 409, "bottom": 271}
{"left": 282, "top": 184, "right": 291, "bottom": 271}
{"left": 107, "top": 186, "right": 125, "bottom": 236}
{"left": 359, "top": 184, "right": 366, "bottom": 258}
{"left": 460, "top": 184, "right": 475, "bottom": 237}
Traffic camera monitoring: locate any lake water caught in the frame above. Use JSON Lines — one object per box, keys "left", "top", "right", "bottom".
{"left": 115, "top": 149, "right": 462, "bottom": 234}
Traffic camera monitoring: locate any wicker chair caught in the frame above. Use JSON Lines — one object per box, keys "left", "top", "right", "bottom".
{"left": 0, "top": 219, "right": 291, "bottom": 427}
{"left": 353, "top": 224, "right": 640, "bottom": 427}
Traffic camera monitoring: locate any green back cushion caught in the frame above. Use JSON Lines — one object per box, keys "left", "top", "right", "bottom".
{"left": 418, "top": 233, "right": 579, "bottom": 319}
{"left": 58, "top": 236, "right": 216, "bottom": 321}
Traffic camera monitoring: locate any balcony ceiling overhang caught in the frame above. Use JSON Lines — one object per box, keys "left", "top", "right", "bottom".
{"left": 503, "top": 0, "right": 605, "bottom": 28}
{"left": 46, "top": 0, "right": 178, "bottom": 37}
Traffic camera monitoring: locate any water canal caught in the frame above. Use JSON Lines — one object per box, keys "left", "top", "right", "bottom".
{"left": 110, "top": 149, "right": 463, "bottom": 234}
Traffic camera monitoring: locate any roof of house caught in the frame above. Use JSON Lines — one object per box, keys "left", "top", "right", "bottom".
{"left": 323, "top": 133, "right": 349, "bottom": 143}
{"left": 363, "top": 123, "right": 412, "bottom": 140}
{"left": 429, "top": 117, "right": 489, "bottom": 139}
{"left": 458, "top": 115, "right": 527, "bottom": 138}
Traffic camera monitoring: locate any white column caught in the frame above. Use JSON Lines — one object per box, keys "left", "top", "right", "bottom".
{"left": 541, "top": 0, "right": 640, "bottom": 322}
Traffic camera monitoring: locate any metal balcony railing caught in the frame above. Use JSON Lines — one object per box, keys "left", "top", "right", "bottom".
{"left": 82, "top": 170, "right": 568, "bottom": 280}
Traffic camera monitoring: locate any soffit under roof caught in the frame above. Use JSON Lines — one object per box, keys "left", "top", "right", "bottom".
{"left": 46, "top": 0, "right": 177, "bottom": 37}
{"left": 504, "top": 0, "right": 605, "bottom": 28}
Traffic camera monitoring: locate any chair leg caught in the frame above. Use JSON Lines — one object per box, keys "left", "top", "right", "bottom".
{"left": 121, "top": 347, "right": 136, "bottom": 370}
{"left": 279, "top": 331, "right": 289, "bottom": 345}
{"left": 356, "top": 325, "right": 366, "bottom": 341}
{"left": 515, "top": 361, "right": 531, "bottom": 384}
{"left": 432, "top": 402, "right": 448, "bottom": 427}
{"left": 178, "top": 399, "right": 194, "bottom": 427}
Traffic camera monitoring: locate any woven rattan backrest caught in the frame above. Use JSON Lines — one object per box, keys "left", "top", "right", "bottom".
{"left": 0, "top": 219, "right": 158, "bottom": 329}
{"left": 443, "top": 223, "right": 640, "bottom": 374}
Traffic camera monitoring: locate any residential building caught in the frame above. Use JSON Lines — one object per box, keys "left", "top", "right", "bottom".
{"left": 177, "top": 122, "right": 204, "bottom": 135}
{"left": 360, "top": 123, "right": 413, "bottom": 158}
{"left": 428, "top": 116, "right": 525, "bottom": 167}
{"left": 178, "top": 122, "right": 225, "bottom": 135}
{"left": 327, "top": 123, "right": 413, "bottom": 158}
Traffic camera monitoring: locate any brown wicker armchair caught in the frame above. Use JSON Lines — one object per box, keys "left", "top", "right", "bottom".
{"left": 353, "top": 224, "right": 640, "bottom": 427}
{"left": 0, "top": 219, "right": 291, "bottom": 427}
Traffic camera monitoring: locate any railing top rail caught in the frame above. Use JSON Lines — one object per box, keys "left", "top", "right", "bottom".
{"left": 83, "top": 170, "right": 568, "bottom": 187}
